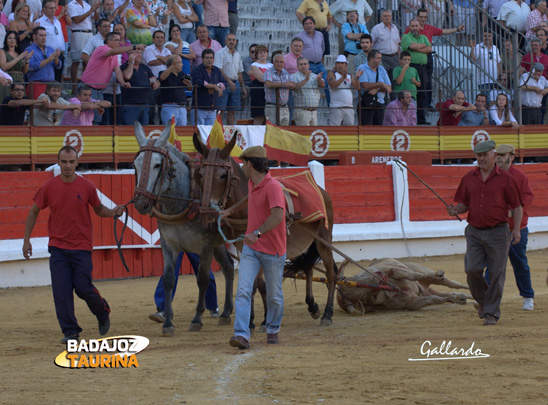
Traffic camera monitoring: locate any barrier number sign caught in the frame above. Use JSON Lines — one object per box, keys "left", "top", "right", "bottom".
{"left": 471, "top": 130, "right": 491, "bottom": 150}
{"left": 310, "top": 129, "right": 329, "bottom": 157}
{"left": 391, "top": 130, "right": 410, "bottom": 151}
{"left": 64, "top": 130, "right": 84, "bottom": 157}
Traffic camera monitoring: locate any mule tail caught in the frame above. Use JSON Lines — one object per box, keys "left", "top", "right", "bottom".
{"left": 284, "top": 243, "right": 321, "bottom": 277}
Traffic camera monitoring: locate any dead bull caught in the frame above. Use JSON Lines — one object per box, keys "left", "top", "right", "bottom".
{"left": 336, "top": 258, "right": 472, "bottom": 315}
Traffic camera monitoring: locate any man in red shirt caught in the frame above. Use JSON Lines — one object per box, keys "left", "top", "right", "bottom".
{"left": 404, "top": 8, "right": 464, "bottom": 109}
{"left": 22, "top": 146, "right": 124, "bottom": 344}
{"left": 495, "top": 144, "right": 535, "bottom": 310}
{"left": 437, "top": 90, "right": 476, "bottom": 126}
{"left": 447, "top": 140, "right": 522, "bottom": 326}
{"left": 221, "top": 146, "right": 286, "bottom": 349}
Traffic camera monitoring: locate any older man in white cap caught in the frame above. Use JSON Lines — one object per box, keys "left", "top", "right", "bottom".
{"left": 495, "top": 144, "right": 535, "bottom": 310}
{"left": 327, "top": 54, "right": 360, "bottom": 125}
{"left": 519, "top": 62, "right": 548, "bottom": 125}
{"left": 220, "top": 145, "right": 286, "bottom": 350}
{"left": 447, "top": 140, "right": 522, "bottom": 326}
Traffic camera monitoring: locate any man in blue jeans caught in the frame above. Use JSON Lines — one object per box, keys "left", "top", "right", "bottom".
{"left": 149, "top": 251, "right": 219, "bottom": 322}
{"left": 220, "top": 145, "right": 286, "bottom": 349}
{"left": 495, "top": 144, "right": 535, "bottom": 310}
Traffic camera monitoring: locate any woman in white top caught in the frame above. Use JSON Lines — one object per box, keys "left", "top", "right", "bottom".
{"left": 489, "top": 93, "right": 519, "bottom": 129}
{"left": 171, "top": 0, "right": 197, "bottom": 43}
{"left": 165, "top": 23, "right": 195, "bottom": 62}
{"left": 248, "top": 44, "right": 272, "bottom": 125}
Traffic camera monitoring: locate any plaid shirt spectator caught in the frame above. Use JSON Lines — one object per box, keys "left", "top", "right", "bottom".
{"left": 290, "top": 71, "right": 321, "bottom": 108}
{"left": 263, "top": 67, "right": 291, "bottom": 104}
{"left": 526, "top": 8, "right": 548, "bottom": 38}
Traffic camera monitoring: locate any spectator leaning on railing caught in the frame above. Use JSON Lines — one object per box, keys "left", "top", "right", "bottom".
{"left": 264, "top": 53, "right": 294, "bottom": 126}
{"left": 159, "top": 55, "right": 191, "bottom": 126}
{"left": 383, "top": 90, "right": 417, "bottom": 126}
{"left": 290, "top": 56, "right": 325, "bottom": 126}
{"left": 437, "top": 90, "right": 476, "bottom": 126}
{"left": 0, "top": 82, "right": 45, "bottom": 125}
{"left": 489, "top": 92, "right": 519, "bottom": 128}
{"left": 33, "top": 81, "right": 81, "bottom": 126}
{"left": 458, "top": 93, "right": 489, "bottom": 126}
{"left": 121, "top": 49, "right": 160, "bottom": 125}
{"left": 519, "top": 62, "right": 548, "bottom": 125}
{"left": 327, "top": 54, "right": 360, "bottom": 126}
{"left": 190, "top": 48, "right": 226, "bottom": 125}
{"left": 60, "top": 84, "right": 112, "bottom": 126}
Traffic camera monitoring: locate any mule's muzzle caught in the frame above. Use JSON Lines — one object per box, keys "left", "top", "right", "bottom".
{"left": 134, "top": 193, "right": 154, "bottom": 215}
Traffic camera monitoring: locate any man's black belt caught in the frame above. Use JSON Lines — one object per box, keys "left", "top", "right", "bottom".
{"left": 382, "top": 52, "right": 398, "bottom": 57}
{"left": 474, "top": 222, "right": 506, "bottom": 230}
{"left": 72, "top": 30, "right": 92, "bottom": 33}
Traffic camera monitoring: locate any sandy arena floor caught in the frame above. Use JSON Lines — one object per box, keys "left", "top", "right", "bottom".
{"left": 1, "top": 250, "right": 548, "bottom": 404}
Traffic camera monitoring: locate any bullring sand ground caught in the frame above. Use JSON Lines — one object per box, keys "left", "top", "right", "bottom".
{"left": 1, "top": 251, "right": 548, "bottom": 404}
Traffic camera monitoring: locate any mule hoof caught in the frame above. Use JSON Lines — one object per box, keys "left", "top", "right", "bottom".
{"left": 218, "top": 316, "right": 231, "bottom": 326}
{"left": 162, "top": 326, "right": 175, "bottom": 337}
{"left": 320, "top": 317, "right": 332, "bottom": 327}
{"left": 188, "top": 322, "right": 203, "bottom": 332}
{"left": 257, "top": 325, "right": 267, "bottom": 333}
{"left": 310, "top": 311, "right": 321, "bottom": 320}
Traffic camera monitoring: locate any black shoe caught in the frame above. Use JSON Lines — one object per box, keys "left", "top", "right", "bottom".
{"left": 98, "top": 315, "right": 110, "bottom": 336}
{"left": 60, "top": 334, "right": 79, "bottom": 344}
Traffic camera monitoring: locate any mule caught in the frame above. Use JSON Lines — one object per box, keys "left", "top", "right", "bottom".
{"left": 193, "top": 133, "right": 339, "bottom": 326}
{"left": 133, "top": 122, "right": 235, "bottom": 336}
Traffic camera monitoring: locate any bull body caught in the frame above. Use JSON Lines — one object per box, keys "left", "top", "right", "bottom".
{"left": 336, "top": 258, "right": 472, "bottom": 315}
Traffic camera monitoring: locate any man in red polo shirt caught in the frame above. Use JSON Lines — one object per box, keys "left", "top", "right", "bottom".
{"left": 447, "top": 140, "right": 522, "bottom": 326}
{"left": 221, "top": 145, "right": 286, "bottom": 350}
{"left": 437, "top": 90, "right": 476, "bottom": 126}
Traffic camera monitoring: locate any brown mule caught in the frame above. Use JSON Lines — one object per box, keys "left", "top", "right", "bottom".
{"left": 193, "top": 133, "right": 338, "bottom": 326}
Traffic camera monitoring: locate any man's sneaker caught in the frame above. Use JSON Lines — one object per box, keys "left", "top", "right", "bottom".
{"left": 267, "top": 333, "right": 279, "bottom": 344}
{"left": 210, "top": 309, "right": 220, "bottom": 318}
{"left": 98, "top": 315, "right": 110, "bottom": 336}
{"left": 60, "top": 334, "right": 79, "bottom": 344}
{"left": 149, "top": 311, "right": 165, "bottom": 323}
{"left": 229, "top": 335, "right": 250, "bottom": 349}
{"left": 522, "top": 298, "right": 534, "bottom": 311}
{"left": 483, "top": 314, "right": 498, "bottom": 326}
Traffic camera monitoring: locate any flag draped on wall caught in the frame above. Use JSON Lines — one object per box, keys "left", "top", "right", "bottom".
{"left": 263, "top": 120, "right": 312, "bottom": 166}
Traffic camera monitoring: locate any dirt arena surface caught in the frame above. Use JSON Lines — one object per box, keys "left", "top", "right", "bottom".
{"left": 2, "top": 250, "right": 548, "bottom": 404}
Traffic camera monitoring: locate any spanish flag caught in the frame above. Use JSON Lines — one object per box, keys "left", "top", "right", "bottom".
{"left": 207, "top": 113, "right": 243, "bottom": 157}
{"left": 167, "top": 116, "right": 182, "bottom": 151}
{"left": 263, "top": 120, "right": 312, "bottom": 166}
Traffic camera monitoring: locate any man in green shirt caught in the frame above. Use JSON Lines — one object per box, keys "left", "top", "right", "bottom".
{"left": 400, "top": 19, "right": 432, "bottom": 125}
{"left": 393, "top": 51, "right": 421, "bottom": 101}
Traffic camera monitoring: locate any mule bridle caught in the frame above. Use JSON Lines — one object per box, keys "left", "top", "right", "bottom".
{"left": 197, "top": 148, "right": 234, "bottom": 223}
{"left": 134, "top": 139, "right": 175, "bottom": 205}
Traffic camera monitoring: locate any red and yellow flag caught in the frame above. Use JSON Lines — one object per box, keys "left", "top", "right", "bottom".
{"left": 263, "top": 120, "right": 312, "bottom": 166}
{"left": 207, "top": 114, "right": 243, "bottom": 157}
{"left": 167, "top": 116, "right": 182, "bottom": 151}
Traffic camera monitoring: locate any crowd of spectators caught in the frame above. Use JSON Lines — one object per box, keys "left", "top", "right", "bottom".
{"left": 0, "top": 0, "right": 547, "bottom": 127}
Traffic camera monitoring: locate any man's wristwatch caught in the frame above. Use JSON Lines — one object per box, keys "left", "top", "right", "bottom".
{"left": 253, "top": 230, "right": 261, "bottom": 238}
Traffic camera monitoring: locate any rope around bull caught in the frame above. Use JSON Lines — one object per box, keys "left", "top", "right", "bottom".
{"left": 114, "top": 198, "right": 135, "bottom": 273}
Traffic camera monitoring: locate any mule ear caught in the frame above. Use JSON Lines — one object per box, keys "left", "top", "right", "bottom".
{"left": 135, "top": 121, "right": 147, "bottom": 147}
{"left": 155, "top": 122, "right": 171, "bottom": 147}
{"left": 193, "top": 132, "right": 210, "bottom": 157}
{"left": 219, "top": 131, "right": 238, "bottom": 160}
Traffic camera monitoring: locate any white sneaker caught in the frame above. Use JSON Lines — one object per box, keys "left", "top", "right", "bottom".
{"left": 522, "top": 298, "right": 534, "bottom": 311}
